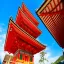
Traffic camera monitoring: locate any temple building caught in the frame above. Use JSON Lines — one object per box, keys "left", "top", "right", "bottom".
{"left": 3, "top": 3, "right": 46, "bottom": 64}
{"left": 36, "top": 0, "right": 64, "bottom": 49}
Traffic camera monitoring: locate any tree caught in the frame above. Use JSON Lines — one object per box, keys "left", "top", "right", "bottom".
{"left": 51, "top": 62, "right": 54, "bottom": 64}
{"left": 53, "top": 56, "right": 64, "bottom": 64}
{"left": 39, "top": 51, "right": 48, "bottom": 64}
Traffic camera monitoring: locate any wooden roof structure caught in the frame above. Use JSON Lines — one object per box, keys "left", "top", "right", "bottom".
{"left": 21, "top": 3, "right": 39, "bottom": 26}
{"left": 16, "top": 8, "right": 41, "bottom": 38}
{"left": 4, "top": 20, "right": 45, "bottom": 54}
{"left": 4, "top": 3, "right": 46, "bottom": 55}
{"left": 36, "top": 0, "right": 64, "bottom": 48}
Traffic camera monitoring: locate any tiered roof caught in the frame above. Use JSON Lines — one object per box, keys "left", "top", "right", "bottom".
{"left": 21, "top": 3, "right": 39, "bottom": 26}
{"left": 16, "top": 8, "right": 41, "bottom": 38}
{"left": 4, "top": 3, "right": 46, "bottom": 55}
{"left": 36, "top": 0, "right": 64, "bottom": 48}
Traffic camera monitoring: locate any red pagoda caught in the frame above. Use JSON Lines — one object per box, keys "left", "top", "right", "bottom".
{"left": 4, "top": 3, "right": 46, "bottom": 64}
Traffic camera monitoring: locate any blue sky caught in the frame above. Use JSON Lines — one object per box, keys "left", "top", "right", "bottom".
{"left": 0, "top": 0, "right": 63, "bottom": 64}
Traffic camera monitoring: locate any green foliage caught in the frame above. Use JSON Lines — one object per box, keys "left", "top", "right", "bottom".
{"left": 39, "top": 51, "right": 48, "bottom": 64}
{"left": 53, "top": 56, "right": 64, "bottom": 64}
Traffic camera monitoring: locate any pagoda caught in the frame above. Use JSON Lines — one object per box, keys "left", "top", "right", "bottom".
{"left": 3, "top": 3, "right": 46, "bottom": 64}
{"left": 36, "top": 0, "right": 64, "bottom": 55}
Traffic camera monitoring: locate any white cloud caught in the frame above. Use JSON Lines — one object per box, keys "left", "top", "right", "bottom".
{"left": 0, "top": 51, "right": 9, "bottom": 62}
{"left": 0, "top": 51, "right": 13, "bottom": 62}
{"left": 0, "top": 34, "right": 6, "bottom": 39}
{"left": 34, "top": 52, "right": 40, "bottom": 64}
{"left": 0, "top": 24, "right": 7, "bottom": 63}
{"left": 44, "top": 50, "right": 59, "bottom": 64}
{"left": 0, "top": 34, "right": 6, "bottom": 51}
{"left": 0, "top": 43, "right": 4, "bottom": 51}
{"left": 0, "top": 32, "right": 12, "bottom": 63}
{"left": 0, "top": 40, "right": 2, "bottom": 43}
{"left": 46, "top": 56, "right": 59, "bottom": 64}
{"left": 34, "top": 47, "right": 60, "bottom": 64}
{"left": 0, "top": 34, "right": 6, "bottom": 62}
{"left": 45, "top": 52, "right": 51, "bottom": 59}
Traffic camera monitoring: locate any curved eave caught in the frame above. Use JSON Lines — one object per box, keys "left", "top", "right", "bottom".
{"left": 36, "top": 0, "right": 64, "bottom": 15}
{"left": 22, "top": 3, "right": 39, "bottom": 26}
{"left": 36, "top": 0, "right": 51, "bottom": 14}
{"left": 4, "top": 19, "right": 46, "bottom": 54}
{"left": 16, "top": 8, "right": 42, "bottom": 38}
{"left": 36, "top": 0, "right": 64, "bottom": 48}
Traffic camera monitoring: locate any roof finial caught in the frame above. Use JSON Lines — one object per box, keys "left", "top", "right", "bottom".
{"left": 22, "top": 0, "right": 24, "bottom": 4}
{"left": 21, "top": 0, "right": 24, "bottom": 8}
{"left": 10, "top": 16, "right": 13, "bottom": 21}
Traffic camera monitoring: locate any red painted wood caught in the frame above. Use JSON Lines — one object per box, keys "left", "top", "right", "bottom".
{"left": 39, "top": 13, "right": 64, "bottom": 48}
{"left": 38, "top": 0, "right": 64, "bottom": 48}
{"left": 21, "top": 3, "right": 39, "bottom": 26}
{"left": 16, "top": 8, "right": 41, "bottom": 38}
{"left": 4, "top": 20, "right": 46, "bottom": 54}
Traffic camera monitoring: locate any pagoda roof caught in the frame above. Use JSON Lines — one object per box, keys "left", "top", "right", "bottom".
{"left": 16, "top": 8, "right": 41, "bottom": 38}
{"left": 36, "top": 0, "right": 64, "bottom": 48}
{"left": 4, "top": 19, "right": 46, "bottom": 55}
{"left": 37, "top": 0, "right": 64, "bottom": 15}
{"left": 21, "top": 3, "right": 39, "bottom": 26}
